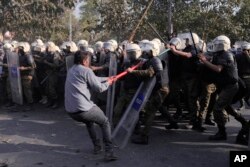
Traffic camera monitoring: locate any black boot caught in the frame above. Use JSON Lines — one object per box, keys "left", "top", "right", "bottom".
{"left": 192, "top": 118, "right": 206, "bottom": 132}
{"left": 236, "top": 128, "right": 249, "bottom": 145}
{"left": 165, "top": 122, "right": 179, "bottom": 130}
{"left": 204, "top": 118, "right": 215, "bottom": 126}
{"left": 234, "top": 114, "right": 248, "bottom": 128}
{"left": 236, "top": 120, "right": 250, "bottom": 145}
{"left": 173, "top": 109, "right": 183, "bottom": 120}
{"left": 209, "top": 125, "right": 227, "bottom": 140}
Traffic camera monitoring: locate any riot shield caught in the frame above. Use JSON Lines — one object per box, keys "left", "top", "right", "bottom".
{"left": 7, "top": 51, "right": 23, "bottom": 105}
{"left": 111, "top": 77, "right": 156, "bottom": 148}
{"left": 66, "top": 55, "right": 74, "bottom": 71}
{"left": 106, "top": 53, "right": 117, "bottom": 126}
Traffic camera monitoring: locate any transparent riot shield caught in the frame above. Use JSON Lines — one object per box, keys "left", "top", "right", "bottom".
{"left": 111, "top": 77, "right": 156, "bottom": 148}
{"left": 106, "top": 53, "right": 117, "bottom": 126}
{"left": 7, "top": 52, "right": 23, "bottom": 105}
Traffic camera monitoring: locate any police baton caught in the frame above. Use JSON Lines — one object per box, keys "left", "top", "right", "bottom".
{"left": 147, "top": 21, "right": 167, "bottom": 44}
{"left": 190, "top": 30, "right": 198, "bottom": 55}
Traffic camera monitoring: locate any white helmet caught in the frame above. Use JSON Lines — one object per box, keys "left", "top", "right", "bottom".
{"left": 150, "top": 41, "right": 160, "bottom": 56}
{"left": 18, "top": 42, "right": 30, "bottom": 53}
{"left": 32, "top": 39, "right": 45, "bottom": 52}
{"left": 60, "top": 41, "right": 77, "bottom": 52}
{"left": 198, "top": 40, "right": 207, "bottom": 52}
{"left": 87, "top": 47, "right": 94, "bottom": 54}
{"left": 46, "top": 41, "right": 57, "bottom": 52}
{"left": 207, "top": 42, "right": 214, "bottom": 52}
{"left": 213, "top": 35, "right": 231, "bottom": 52}
{"left": 177, "top": 32, "right": 200, "bottom": 49}
{"left": 34, "top": 45, "right": 45, "bottom": 52}
{"left": 54, "top": 46, "right": 61, "bottom": 52}
{"left": 241, "top": 43, "right": 250, "bottom": 50}
{"left": 11, "top": 41, "right": 19, "bottom": 49}
{"left": 3, "top": 43, "right": 13, "bottom": 51}
{"left": 32, "top": 39, "right": 44, "bottom": 46}
{"left": 94, "top": 41, "right": 103, "bottom": 52}
{"left": 60, "top": 42, "right": 67, "bottom": 50}
{"left": 77, "top": 40, "right": 88, "bottom": 48}
{"left": 108, "top": 39, "right": 118, "bottom": 50}
{"left": 126, "top": 43, "right": 141, "bottom": 59}
{"left": 121, "top": 40, "right": 129, "bottom": 46}
{"left": 67, "top": 41, "right": 78, "bottom": 52}
{"left": 103, "top": 42, "right": 115, "bottom": 52}
{"left": 152, "top": 38, "right": 161, "bottom": 47}
{"left": 169, "top": 37, "right": 182, "bottom": 50}
{"left": 141, "top": 41, "right": 159, "bottom": 57}
{"left": 177, "top": 33, "right": 200, "bottom": 44}
{"left": 139, "top": 39, "right": 149, "bottom": 48}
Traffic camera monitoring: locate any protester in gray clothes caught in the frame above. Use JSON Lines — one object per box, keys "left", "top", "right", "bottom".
{"left": 65, "top": 51, "right": 117, "bottom": 161}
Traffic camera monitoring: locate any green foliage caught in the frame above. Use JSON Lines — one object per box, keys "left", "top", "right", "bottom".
{"left": 0, "top": 0, "right": 248, "bottom": 44}
{"left": 0, "top": 0, "right": 76, "bottom": 41}
{"left": 80, "top": 0, "right": 248, "bottom": 44}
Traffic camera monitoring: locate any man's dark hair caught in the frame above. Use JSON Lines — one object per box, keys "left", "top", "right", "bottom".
{"left": 74, "top": 51, "right": 90, "bottom": 64}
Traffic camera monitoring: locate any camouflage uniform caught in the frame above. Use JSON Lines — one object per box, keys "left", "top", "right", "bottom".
{"left": 113, "top": 60, "right": 141, "bottom": 127}
{"left": 131, "top": 55, "right": 169, "bottom": 144}
{"left": 19, "top": 52, "right": 36, "bottom": 105}
{"left": 209, "top": 51, "right": 239, "bottom": 140}
{"left": 198, "top": 82, "right": 216, "bottom": 122}
{"left": 33, "top": 51, "right": 47, "bottom": 101}
{"left": 44, "top": 51, "right": 61, "bottom": 108}
{"left": 196, "top": 62, "right": 217, "bottom": 127}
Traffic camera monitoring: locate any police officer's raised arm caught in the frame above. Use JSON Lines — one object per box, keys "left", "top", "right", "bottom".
{"left": 198, "top": 53, "right": 223, "bottom": 73}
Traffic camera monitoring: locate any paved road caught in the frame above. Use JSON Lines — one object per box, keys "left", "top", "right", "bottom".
{"left": 0, "top": 104, "right": 249, "bottom": 167}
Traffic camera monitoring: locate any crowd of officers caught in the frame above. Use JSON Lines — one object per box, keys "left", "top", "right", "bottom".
{"left": 0, "top": 31, "right": 249, "bottom": 147}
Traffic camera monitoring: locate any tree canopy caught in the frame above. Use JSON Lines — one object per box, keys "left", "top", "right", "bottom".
{"left": 80, "top": 0, "right": 249, "bottom": 43}
{"left": 0, "top": 0, "right": 249, "bottom": 44}
{"left": 0, "top": 0, "right": 76, "bottom": 41}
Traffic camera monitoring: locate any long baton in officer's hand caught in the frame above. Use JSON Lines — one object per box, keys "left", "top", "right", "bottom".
{"left": 147, "top": 21, "right": 167, "bottom": 44}
{"left": 190, "top": 30, "right": 199, "bottom": 55}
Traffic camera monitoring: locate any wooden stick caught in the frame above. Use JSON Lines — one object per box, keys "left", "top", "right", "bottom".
{"left": 128, "top": 0, "right": 155, "bottom": 43}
